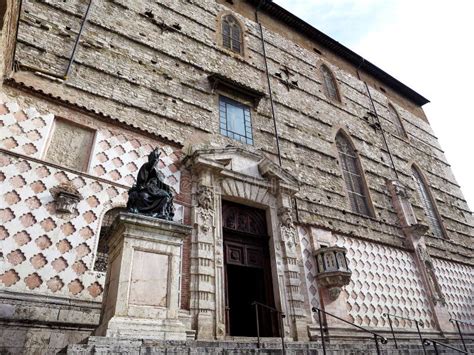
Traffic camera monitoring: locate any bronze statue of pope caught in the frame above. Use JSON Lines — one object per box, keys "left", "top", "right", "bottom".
{"left": 126, "top": 148, "right": 174, "bottom": 220}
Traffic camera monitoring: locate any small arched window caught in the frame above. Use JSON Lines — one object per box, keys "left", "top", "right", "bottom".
{"left": 321, "top": 65, "right": 340, "bottom": 102}
{"left": 335, "top": 132, "right": 372, "bottom": 216}
{"left": 388, "top": 104, "right": 407, "bottom": 138}
{"left": 222, "top": 15, "right": 242, "bottom": 54}
{"left": 93, "top": 207, "right": 126, "bottom": 272}
{"left": 411, "top": 166, "right": 445, "bottom": 238}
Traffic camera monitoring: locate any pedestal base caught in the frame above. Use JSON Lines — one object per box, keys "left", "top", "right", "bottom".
{"left": 96, "top": 213, "right": 192, "bottom": 341}
{"left": 98, "top": 316, "right": 188, "bottom": 340}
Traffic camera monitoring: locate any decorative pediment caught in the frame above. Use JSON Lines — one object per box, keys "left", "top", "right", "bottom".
{"left": 184, "top": 146, "right": 299, "bottom": 193}
{"left": 258, "top": 157, "right": 299, "bottom": 192}
{"left": 208, "top": 73, "right": 266, "bottom": 106}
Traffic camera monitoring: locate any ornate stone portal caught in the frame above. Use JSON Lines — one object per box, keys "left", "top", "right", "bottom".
{"left": 184, "top": 147, "right": 310, "bottom": 341}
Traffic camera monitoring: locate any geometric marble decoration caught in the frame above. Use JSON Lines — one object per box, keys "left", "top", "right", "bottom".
{"left": 89, "top": 129, "right": 181, "bottom": 193}
{"left": 333, "top": 234, "right": 437, "bottom": 330}
{"left": 0, "top": 101, "right": 54, "bottom": 159}
{"left": 298, "top": 226, "right": 320, "bottom": 323}
{"left": 0, "top": 97, "right": 186, "bottom": 303}
{"left": 432, "top": 258, "right": 474, "bottom": 331}
{"left": 0, "top": 153, "right": 124, "bottom": 300}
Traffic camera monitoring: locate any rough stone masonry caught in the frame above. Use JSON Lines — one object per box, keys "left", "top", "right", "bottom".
{"left": 0, "top": 0, "right": 472, "bottom": 354}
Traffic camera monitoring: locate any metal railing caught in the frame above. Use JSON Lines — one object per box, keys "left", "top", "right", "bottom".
{"left": 423, "top": 338, "right": 468, "bottom": 354}
{"left": 450, "top": 318, "right": 473, "bottom": 353}
{"left": 312, "top": 307, "right": 388, "bottom": 355}
{"left": 383, "top": 313, "right": 426, "bottom": 354}
{"left": 251, "top": 301, "right": 286, "bottom": 354}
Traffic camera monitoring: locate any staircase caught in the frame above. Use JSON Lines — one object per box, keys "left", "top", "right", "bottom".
{"left": 67, "top": 337, "right": 474, "bottom": 354}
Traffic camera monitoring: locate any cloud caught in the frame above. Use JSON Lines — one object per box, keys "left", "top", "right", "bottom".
{"left": 275, "top": 0, "right": 396, "bottom": 44}
{"left": 274, "top": 0, "right": 474, "bottom": 211}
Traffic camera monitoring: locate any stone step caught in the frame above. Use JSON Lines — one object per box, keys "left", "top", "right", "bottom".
{"left": 67, "top": 337, "right": 473, "bottom": 355}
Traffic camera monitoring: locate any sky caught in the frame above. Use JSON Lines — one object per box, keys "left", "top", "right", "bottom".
{"left": 274, "top": 0, "right": 474, "bottom": 212}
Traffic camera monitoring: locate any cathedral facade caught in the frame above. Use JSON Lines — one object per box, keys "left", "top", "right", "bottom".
{"left": 0, "top": 0, "right": 472, "bottom": 353}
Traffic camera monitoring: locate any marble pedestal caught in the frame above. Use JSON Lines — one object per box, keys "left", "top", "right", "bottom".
{"left": 95, "top": 213, "right": 192, "bottom": 340}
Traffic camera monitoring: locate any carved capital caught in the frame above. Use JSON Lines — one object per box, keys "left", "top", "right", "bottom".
{"left": 406, "top": 223, "right": 429, "bottom": 238}
{"left": 389, "top": 180, "right": 410, "bottom": 198}
{"left": 196, "top": 185, "right": 214, "bottom": 210}
{"left": 278, "top": 206, "right": 294, "bottom": 228}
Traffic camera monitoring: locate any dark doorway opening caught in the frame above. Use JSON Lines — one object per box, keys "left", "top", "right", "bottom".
{"left": 226, "top": 264, "right": 265, "bottom": 336}
{"left": 223, "top": 200, "right": 279, "bottom": 337}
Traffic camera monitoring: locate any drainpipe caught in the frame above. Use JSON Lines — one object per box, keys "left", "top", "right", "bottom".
{"left": 64, "top": 0, "right": 93, "bottom": 79}
{"left": 356, "top": 59, "right": 400, "bottom": 180}
{"left": 11, "top": 0, "right": 93, "bottom": 80}
{"left": 255, "top": 0, "right": 282, "bottom": 167}
{"left": 10, "top": 0, "right": 23, "bottom": 72}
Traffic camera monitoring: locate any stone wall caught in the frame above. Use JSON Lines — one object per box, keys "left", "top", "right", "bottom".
{"left": 0, "top": 0, "right": 472, "bottom": 351}
{"left": 6, "top": 0, "right": 471, "bottom": 266}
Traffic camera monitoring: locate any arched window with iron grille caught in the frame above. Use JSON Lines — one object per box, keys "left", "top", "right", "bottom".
{"left": 411, "top": 165, "right": 446, "bottom": 238}
{"left": 321, "top": 65, "right": 340, "bottom": 102}
{"left": 388, "top": 104, "right": 408, "bottom": 138}
{"left": 222, "top": 15, "right": 243, "bottom": 54}
{"left": 335, "top": 132, "right": 372, "bottom": 216}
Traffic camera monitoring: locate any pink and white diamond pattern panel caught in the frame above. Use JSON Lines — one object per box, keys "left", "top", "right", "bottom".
{"left": 89, "top": 129, "right": 181, "bottom": 193}
{"left": 0, "top": 152, "right": 127, "bottom": 300}
{"left": 0, "top": 100, "right": 54, "bottom": 158}
{"left": 333, "top": 234, "right": 437, "bottom": 330}
{"left": 298, "top": 226, "right": 320, "bottom": 323}
{"left": 433, "top": 258, "right": 474, "bottom": 331}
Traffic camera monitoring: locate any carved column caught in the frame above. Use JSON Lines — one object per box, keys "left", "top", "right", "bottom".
{"left": 276, "top": 187, "right": 308, "bottom": 340}
{"left": 387, "top": 180, "right": 454, "bottom": 333}
{"left": 190, "top": 168, "right": 217, "bottom": 339}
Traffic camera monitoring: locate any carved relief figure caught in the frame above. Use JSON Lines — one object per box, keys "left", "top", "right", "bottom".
{"left": 196, "top": 185, "right": 214, "bottom": 210}
{"left": 126, "top": 148, "right": 174, "bottom": 220}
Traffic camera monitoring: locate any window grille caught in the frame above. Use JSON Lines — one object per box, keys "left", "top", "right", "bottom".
{"left": 321, "top": 65, "right": 340, "bottom": 102}
{"left": 222, "top": 15, "right": 242, "bottom": 54}
{"left": 411, "top": 166, "right": 445, "bottom": 238}
{"left": 219, "top": 96, "right": 253, "bottom": 145}
{"left": 388, "top": 104, "right": 407, "bottom": 137}
{"left": 336, "top": 133, "right": 371, "bottom": 216}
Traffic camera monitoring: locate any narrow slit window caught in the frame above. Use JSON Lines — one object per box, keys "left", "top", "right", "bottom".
{"left": 336, "top": 133, "right": 372, "bottom": 216}
{"left": 222, "top": 15, "right": 242, "bottom": 54}
{"left": 411, "top": 166, "right": 445, "bottom": 238}
{"left": 388, "top": 104, "right": 407, "bottom": 138}
{"left": 321, "top": 65, "right": 340, "bottom": 102}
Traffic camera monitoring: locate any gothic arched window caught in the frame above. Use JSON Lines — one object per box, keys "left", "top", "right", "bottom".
{"left": 336, "top": 132, "right": 372, "bottom": 216}
{"left": 321, "top": 65, "right": 340, "bottom": 102}
{"left": 411, "top": 166, "right": 446, "bottom": 238}
{"left": 222, "top": 15, "right": 242, "bottom": 54}
{"left": 388, "top": 104, "right": 407, "bottom": 138}
{"left": 93, "top": 207, "right": 126, "bottom": 272}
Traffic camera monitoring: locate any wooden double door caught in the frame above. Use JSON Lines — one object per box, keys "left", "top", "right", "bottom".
{"left": 222, "top": 201, "right": 279, "bottom": 337}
